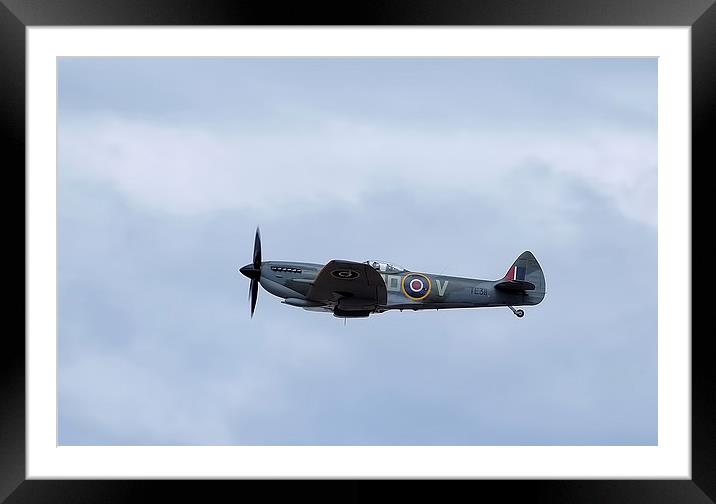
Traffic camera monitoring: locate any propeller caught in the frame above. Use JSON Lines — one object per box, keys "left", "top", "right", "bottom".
{"left": 239, "top": 227, "right": 262, "bottom": 318}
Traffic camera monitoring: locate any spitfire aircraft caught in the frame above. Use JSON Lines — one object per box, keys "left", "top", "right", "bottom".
{"left": 239, "top": 228, "right": 545, "bottom": 319}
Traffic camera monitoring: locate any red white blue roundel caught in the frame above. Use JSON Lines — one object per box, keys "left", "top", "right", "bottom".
{"left": 402, "top": 273, "right": 432, "bottom": 301}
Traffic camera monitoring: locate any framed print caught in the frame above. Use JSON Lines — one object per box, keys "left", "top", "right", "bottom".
{"left": 5, "top": 0, "right": 711, "bottom": 501}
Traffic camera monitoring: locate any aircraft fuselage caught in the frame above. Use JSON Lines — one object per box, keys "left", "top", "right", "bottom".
{"left": 257, "top": 260, "right": 545, "bottom": 316}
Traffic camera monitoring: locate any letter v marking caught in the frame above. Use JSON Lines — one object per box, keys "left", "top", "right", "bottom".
{"left": 435, "top": 279, "right": 449, "bottom": 296}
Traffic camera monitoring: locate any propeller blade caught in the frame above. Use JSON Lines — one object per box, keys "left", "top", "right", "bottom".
{"left": 241, "top": 226, "right": 262, "bottom": 318}
{"left": 253, "top": 227, "right": 262, "bottom": 270}
{"left": 250, "top": 278, "right": 259, "bottom": 318}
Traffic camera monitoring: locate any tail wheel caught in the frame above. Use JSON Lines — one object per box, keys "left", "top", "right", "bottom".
{"left": 515, "top": 309, "right": 525, "bottom": 318}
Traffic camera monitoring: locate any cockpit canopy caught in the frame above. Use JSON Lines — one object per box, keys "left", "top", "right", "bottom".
{"left": 365, "top": 260, "right": 407, "bottom": 274}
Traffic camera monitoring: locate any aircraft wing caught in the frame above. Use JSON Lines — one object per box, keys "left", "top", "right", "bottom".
{"left": 307, "top": 260, "right": 388, "bottom": 307}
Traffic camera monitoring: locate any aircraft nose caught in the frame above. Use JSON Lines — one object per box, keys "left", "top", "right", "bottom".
{"left": 239, "top": 264, "right": 260, "bottom": 279}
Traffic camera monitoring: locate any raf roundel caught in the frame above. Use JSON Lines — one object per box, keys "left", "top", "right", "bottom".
{"left": 402, "top": 273, "right": 432, "bottom": 301}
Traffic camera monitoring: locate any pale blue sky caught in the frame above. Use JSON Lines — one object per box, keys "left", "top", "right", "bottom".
{"left": 58, "top": 58, "right": 657, "bottom": 445}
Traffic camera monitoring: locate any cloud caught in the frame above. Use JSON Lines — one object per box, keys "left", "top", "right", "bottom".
{"left": 58, "top": 168, "right": 656, "bottom": 445}
{"left": 57, "top": 58, "right": 657, "bottom": 445}
{"left": 59, "top": 115, "right": 656, "bottom": 227}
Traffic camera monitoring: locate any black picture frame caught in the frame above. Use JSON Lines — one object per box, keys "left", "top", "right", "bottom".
{"left": 4, "top": 0, "right": 710, "bottom": 501}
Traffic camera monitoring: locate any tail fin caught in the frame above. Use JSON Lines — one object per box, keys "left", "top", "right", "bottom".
{"left": 494, "top": 251, "right": 546, "bottom": 301}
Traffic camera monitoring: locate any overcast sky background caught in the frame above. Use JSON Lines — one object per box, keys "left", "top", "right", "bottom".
{"left": 58, "top": 58, "right": 657, "bottom": 445}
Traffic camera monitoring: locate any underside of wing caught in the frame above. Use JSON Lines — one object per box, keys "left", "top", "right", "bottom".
{"left": 378, "top": 302, "right": 477, "bottom": 312}
{"left": 307, "top": 260, "right": 388, "bottom": 308}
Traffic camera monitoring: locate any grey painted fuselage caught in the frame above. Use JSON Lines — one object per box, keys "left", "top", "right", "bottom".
{"left": 257, "top": 257, "right": 545, "bottom": 315}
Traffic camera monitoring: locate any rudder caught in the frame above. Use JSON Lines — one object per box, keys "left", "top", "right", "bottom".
{"left": 495, "top": 251, "right": 546, "bottom": 301}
